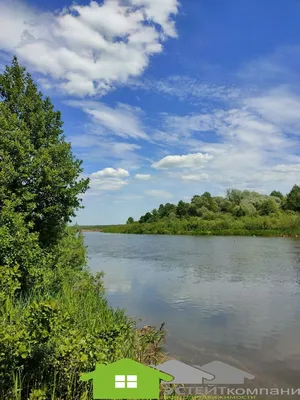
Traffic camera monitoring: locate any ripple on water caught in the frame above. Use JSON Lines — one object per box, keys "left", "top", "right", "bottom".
{"left": 84, "top": 233, "right": 300, "bottom": 387}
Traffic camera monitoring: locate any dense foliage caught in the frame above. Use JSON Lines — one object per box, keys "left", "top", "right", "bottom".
{"left": 99, "top": 187, "right": 300, "bottom": 236}
{"left": 0, "top": 57, "right": 89, "bottom": 250}
{"left": 135, "top": 188, "right": 297, "bottom": 222}
{"left": 0, "top": 59, "right": 166, "bottom": 400}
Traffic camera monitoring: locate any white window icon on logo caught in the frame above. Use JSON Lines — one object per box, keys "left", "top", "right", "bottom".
{"left": 115, "top": 375, "right": 137, "bottom": 389}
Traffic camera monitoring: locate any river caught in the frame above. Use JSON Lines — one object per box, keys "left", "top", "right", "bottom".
{"left": 84, "top": 232, "right": 300, "bottom": 389}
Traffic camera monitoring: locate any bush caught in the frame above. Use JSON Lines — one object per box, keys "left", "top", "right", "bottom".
{"left": 259, "top": 198, "right": 279, "bottom": 215}
{"left": 240, "top": 200, "right": 257, "bottom": 216}
{"left": 0, "top": 199, "right": 54, "bottom": 294}
{"left": 1, "top": 262, "right": 166, "bottom": 399}
{"left": 232, "top": 205, "right": 246, "bottom": 217}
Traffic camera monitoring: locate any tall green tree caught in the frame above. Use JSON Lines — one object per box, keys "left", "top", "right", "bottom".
{"left": 188, "top": 204, "right": 198, "bottom": 216}
{"left": 214, "top": 196, "right": 233, "bottom": 213}
{"left": 157, "top": 203, "right": 176, "bottom": 218}
{"left": 158, "top": 204, "right": 165, "bottom": 218}
{"left": 176, "top": 200, "right": 189, "bottom": 218}
{"left": 226, "top": 189, "right": 243, "bottom": 205}
{"left": 151, "top": 208, "right": 159, "bottom": 222}
{"left": 164, "top": 203, "right": 177, "bottom": 216}
{"left": 191, "top": 192, "right": 217, "bottom": 212}
{"left": 270, "top": 190, "right": 284, "bottom": 200}
{"left": 0, "top": 57, "right": 89, "bottom": 248}
{"left": 285, "top": 185, "right": 300, "bottom": 212}
{"left": 139, "top": 212, "right": 152, "bottom": 223}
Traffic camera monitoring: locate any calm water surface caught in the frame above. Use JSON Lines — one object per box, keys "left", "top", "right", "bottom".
{"left": 84, "top": 232, "right": 300, "bottom": 388}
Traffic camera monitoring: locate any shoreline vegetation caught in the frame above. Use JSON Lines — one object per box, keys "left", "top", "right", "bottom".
{"left": 80, "top": 226, "right": 300, "bottom": 237}
{"left": 0, "top": 58, "right": 168, "bottom": 400}
{"left": 79, "top": 187, "right": 300, "bottom": 238}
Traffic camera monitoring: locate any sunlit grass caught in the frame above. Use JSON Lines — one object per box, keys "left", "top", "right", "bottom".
{"left": 1, "top": 270, "right": 167, "bottom": 400}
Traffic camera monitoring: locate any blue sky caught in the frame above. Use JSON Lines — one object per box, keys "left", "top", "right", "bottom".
{"left": 1, "top": 0, "right": 300, "bottom": 224}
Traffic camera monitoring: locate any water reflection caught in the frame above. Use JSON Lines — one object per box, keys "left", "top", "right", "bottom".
{"left": 85, "top": 233, "right": 300, "bottom": 387}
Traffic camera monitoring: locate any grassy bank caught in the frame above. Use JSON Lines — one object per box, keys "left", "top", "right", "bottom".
{"left": 80, "top": 213, "right": 300, "bottom": 237}
{"left": 0, "top": 228, "right": 167, "bottom": 400}
{"left": 91, "top": 187, "right": 300, "bottom": 238}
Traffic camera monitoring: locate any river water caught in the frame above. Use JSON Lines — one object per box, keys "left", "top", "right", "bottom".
{"left": 84, "top": 232, "right": 300, "bottom": 389}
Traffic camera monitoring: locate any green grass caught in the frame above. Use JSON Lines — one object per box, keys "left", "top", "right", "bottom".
{"left": 0, "top": 224, "right": 171, "bottom": 400}
{"left": 1, "top": 270, "right": 167, "bottom": 400}
{"left": 79, "top": 213, "right": 300, "bottom": 238}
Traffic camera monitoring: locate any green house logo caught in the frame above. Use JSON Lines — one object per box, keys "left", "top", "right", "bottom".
{"left": 80, "top": 358, "right": 174, "bottom": 399}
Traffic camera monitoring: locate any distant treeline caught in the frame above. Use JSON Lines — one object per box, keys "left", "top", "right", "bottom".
{"left": 96, "top": 186, "right": 300, "bottom": 236}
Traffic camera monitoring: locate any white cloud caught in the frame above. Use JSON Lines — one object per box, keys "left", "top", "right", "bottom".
{"left": 241, "top": 164, "right": 300, "bottom": 192}
{"left": 111, "top": 142, "right": 141, "bottom": 154}
{"left": 78, "top": 86, "right": 300, "bottom": 214}
{"left": 238, "top": 45, "right": 300, "bottom": 88}
{"left": 272, "top": 164, "right": 300, "bottom": 173}
{"left": 89, "top": 177, "right": 128, "bottom": 191}
{"left": 181, "top": 173, "right": 209, "bottom": 182}
{"left": 135, "top": 174, "right": 152, "bottom": 180}
{"left": 69, "top": 132, "right": 146, "bottom": 172}
{"left": 0, "top": 0, "right": 179, "bottom": 96}
{"left": 163, "top": 108, "right": 288, "bottom": 149}
{"left": 149, "top": 87, "right": 300, "bottom": 195}
{"left": 133, "top": 75, "right": 241, "bottom": 102}
{"left": 76, "top": 85, "right": 300, "bottom": 224}
{"left": 68, "top": 101, "right": 148, "bottom": 140}
{"left": 0, "top": 2, "right": 36, "bottom": 51}
{"left": 145, "top": 189, "right": 173, "bottom": 199}
{"left": 70, "top": 135, "right": 141, "bottom": 160}
{"left": 163, "top": 112, "right": 216, "bottom": 136}
{"left": 91, "top": 168, "right": 130, "bottom": 178}
{"left": 37, "top": 78, "right": 52, "bottom": 91}
{"left": 87, "top": 167, "right": 130, "bottom": 193}
{"left": 152, "top": 153, "right": 213, "bottom": 170}
{"left": 245, "top": 87, "right": 300, "bottom": 135}
{"left": 131, "top": 0, "right": 179, "bottom": 38}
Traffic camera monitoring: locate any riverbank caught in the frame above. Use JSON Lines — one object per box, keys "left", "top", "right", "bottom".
{"left": 81, "top": 228, "right": 104, "bottom": 232}
{"left": 1, "top": 227, "right": 168, "bottom": 400}
{"left": 81, "top": 226, "right": 300, "bottom": 237}
{"left": 79, "top": 214, "right": 300, "bottom": 237}
{"left": 1, "top": 233, "right": 168, "bottom": 400}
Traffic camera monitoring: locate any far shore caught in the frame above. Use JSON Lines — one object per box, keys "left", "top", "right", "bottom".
{"left": 81, "top": 228, "right": 104, "bottom": 232}
{"left": 79, "top": 226, "right": 300, "bottom": 238}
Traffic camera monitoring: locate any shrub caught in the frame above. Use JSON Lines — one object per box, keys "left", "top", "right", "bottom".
{"left": 259, "top": 198, "right": 279, "bottom": 215}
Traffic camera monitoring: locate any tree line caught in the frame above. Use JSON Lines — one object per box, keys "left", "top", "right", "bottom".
{"left": 127, "top": 187, "right": 300, "bottom": 225}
